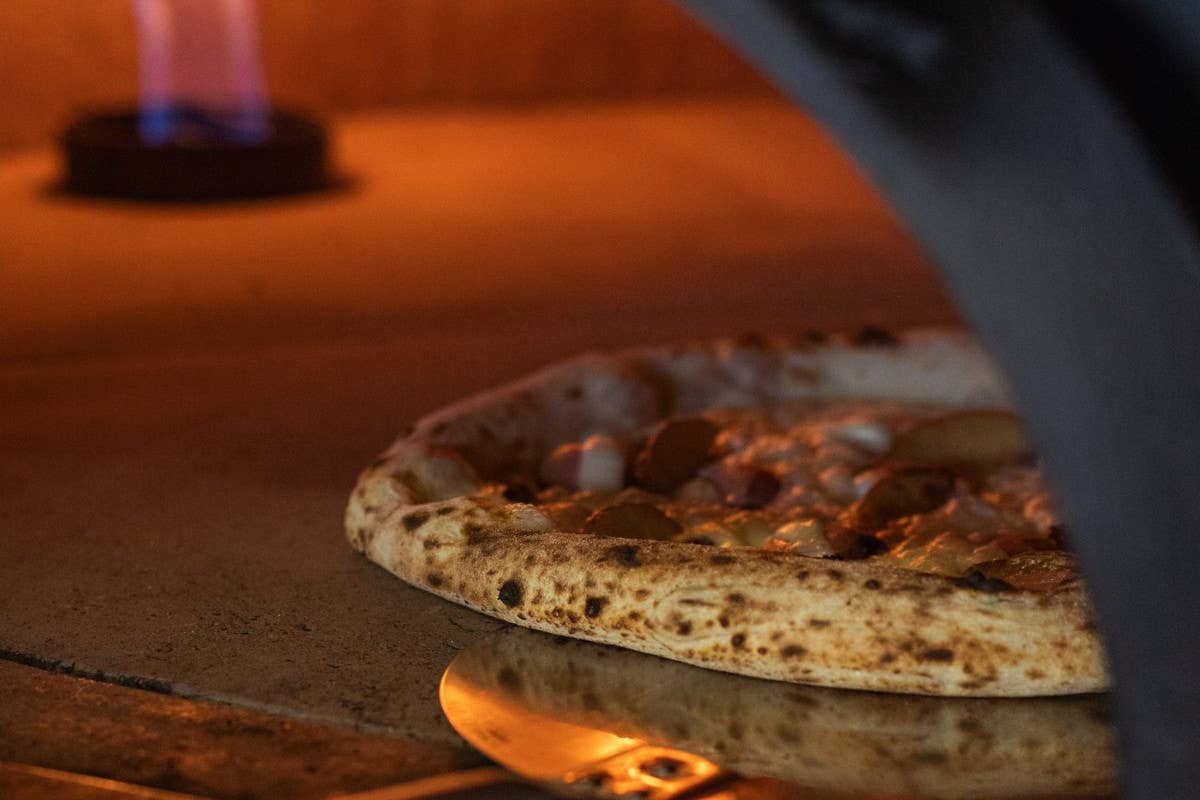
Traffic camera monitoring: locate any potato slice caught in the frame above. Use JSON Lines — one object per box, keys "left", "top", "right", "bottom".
{"left": 633, "top": 417, "right": 719, "bottom": 493}
{"left": 889, "top": 410, "right": 1030, "bottom": 467}
{"left": 767, "top": 519, "right": 836, "bottom": 557}
{"left": 583, "top": 502, "right": 682, "bottom": 541}
{"left": 850, "top": 465, "right": 957, "bottom": 530}
{"left": 979, "top": 551, "right": 1076, "bottom": 592}
{"left": 702, "top": 461, "right": 781, "bottom": 509}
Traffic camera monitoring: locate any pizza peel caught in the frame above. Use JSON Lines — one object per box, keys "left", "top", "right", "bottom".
{"left": 434, "top": 628, "right": 1116, "bottom": 800}
{"left": 438, "top": 647, "right": 813, "bottom": 800}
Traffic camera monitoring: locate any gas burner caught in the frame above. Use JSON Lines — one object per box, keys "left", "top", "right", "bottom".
{"left": 60, "top": 108, "right": 330, "bottom": 201}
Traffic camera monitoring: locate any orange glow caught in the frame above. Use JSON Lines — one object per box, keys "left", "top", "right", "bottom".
{"left": 1, "top": 102, "right": 942, "bottom": 360}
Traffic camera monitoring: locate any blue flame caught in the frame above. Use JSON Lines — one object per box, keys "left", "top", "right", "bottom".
{"left": 132, "top": 0, "right": 271, "bottom": 145}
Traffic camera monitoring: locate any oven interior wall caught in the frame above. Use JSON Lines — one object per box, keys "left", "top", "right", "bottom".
{"left": 0, "top": 0, "right": 769, "bottom": 152}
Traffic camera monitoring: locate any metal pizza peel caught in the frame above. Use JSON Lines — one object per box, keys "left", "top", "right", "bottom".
{"left": 433, "top": 628, "right": 1116, "bottom": 800}
{"left": 437, "top": 652, "right": 814, "bottom": 800}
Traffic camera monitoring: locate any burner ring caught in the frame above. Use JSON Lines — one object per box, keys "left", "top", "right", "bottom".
{"left": 61, "top": 109, "right": 330, "bottom": 201}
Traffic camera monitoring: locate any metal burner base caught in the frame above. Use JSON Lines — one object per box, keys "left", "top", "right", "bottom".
{"left": 60, "top": 109, "right": 330, "bottom": 201}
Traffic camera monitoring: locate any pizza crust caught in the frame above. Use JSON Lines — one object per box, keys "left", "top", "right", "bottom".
{"left": 346, "top": 330, "right": 1109, "bottom": 696}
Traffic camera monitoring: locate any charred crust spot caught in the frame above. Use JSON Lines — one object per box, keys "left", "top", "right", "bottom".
{"left": 502, "top": 484, "right": 537, "bottom": 503}
{"left": 498, "top": 579, "right": 523, "bottom": 607}
{"left": 604, "top": 544, "right": 641, "bottom": 567}
{"left": 921, "top": 648, "right": 955, "bottom": 662}
{"left": 826, "top": 569, "right": 845, "bottom": 581}
{"left": 957, "top": 570, "right": 1014, "bottom": 593}
{"left": 717, "top": 616, "right": 730, "bottom": 628}
{"left": 422, "top": 539, "right": 438, "bottom": 550}
{"left": 808, "top": 618, "right": 830, "bottom": 628}
{"left": 435, "top": 506, "right": 455, "bottom": 516}
{"left": 1026, "top": 668, "right": 1046, "bottom": 680}
{"left": 726, "top": 593, "right": 746, "bottom": 605}
{"left": 710, "top": 554, "right": 736, "bottom": 565}
{"left": 864, "top": 579, "right": 882, "bottom": 590}
{"left": 402, "top": 510, "right": 430, "bottom": 531}
{"left": 524, "top": 554, "right": 536, "bottom": 567}
{"left": 463, "top": 522, "right": 488, "bottom": 543}
{"left": 853, "top": 325, "right": 898, "bottom": 346}
{"left": 757, "top": 647, "right": 768, "bottom": 655}
{"left": 676, "top": 621, "right": 693, "bottom": 635}
{"left": 879, "top": 653, "right": 896, "bottom": 664}
{"left": 427, "top": 573, "right": 444, "bottom": 587}
{"left": 781, "top": 644, "right": 807, "bottom": 659}
{"left": 584, "top": 597, "right": 608, "bottom": 618}
{"left": 634, "top": 589, "right": 650, "bottom": 600}
{"left": 731, "top": 633, "right": 747, "bottom": 649}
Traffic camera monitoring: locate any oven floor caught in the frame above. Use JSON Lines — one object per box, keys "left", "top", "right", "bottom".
{"left": 0, "top": 100, "right": 953, "bottom": 796}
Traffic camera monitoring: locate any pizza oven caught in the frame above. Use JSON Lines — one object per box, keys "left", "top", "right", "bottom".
{"left": 1, "top": 1, "right": 1195, "bottom": 799}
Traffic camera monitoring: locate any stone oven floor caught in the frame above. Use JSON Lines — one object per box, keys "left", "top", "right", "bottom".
{"left": 0, "top": 101, "right": 952, "bottom": 797}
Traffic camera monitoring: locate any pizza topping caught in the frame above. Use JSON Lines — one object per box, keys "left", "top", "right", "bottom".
{"left": 539, "top": 434, "right": 625, "bottom": 492}
{"left": 850, "top": 466, "right": 957, "bottom": 530}
{"left": 764, "top": 519, "right": 836, "bottom": 557}
{"left": 674, "top": 477, "right": 723, "bottom": 505}
{"left": 873, "top": 528, "right": 1009, "bottom": 577}
{"left": 816, "top": 464, "right": 857, "bottom": 502}
{"left": 539, "top": 500, "right": 594, "bottom": 533}
{"left": 827, "top": 420, "right": 893, "bottom": 455}
{"left": 501, "top": 483, "right": 538, "bottom": 503}
{"left": 520, "top": 402, "right": 1070, "bottom": 589}
{"left": 700, "top": 461, "right": 781, "bottom": 508}
{"left": 977, "top": 551, "right": 1076, "bottom": 592}
{"left": 583, "top": 502, "right": 682, "bottom": 541}
{"left": 889, "top": 410, "right": 1030, "bottom": 468}
{"left": 633, "top": 417, "right": 719, "bottom": 493}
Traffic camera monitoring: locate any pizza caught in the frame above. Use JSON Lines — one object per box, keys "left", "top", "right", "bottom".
{"left": 451, "top": 627, "right": 1115, "bottom": 799}
{"left": 345, "top": 329, "right": 1108, "bottom": 697}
